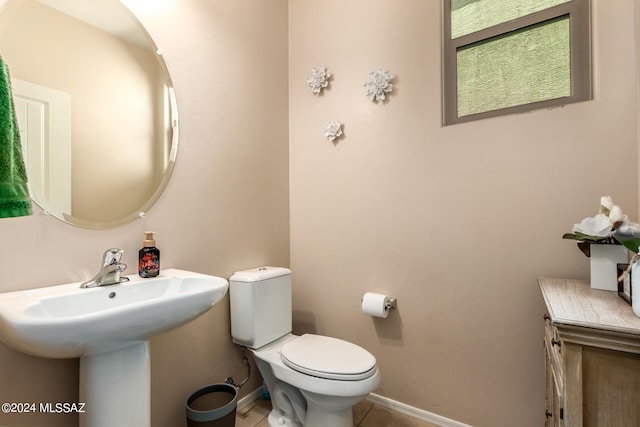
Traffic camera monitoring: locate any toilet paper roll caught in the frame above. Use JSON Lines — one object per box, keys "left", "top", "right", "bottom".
{"left": 361, "top": 292, "right": 391, "bottom": 318}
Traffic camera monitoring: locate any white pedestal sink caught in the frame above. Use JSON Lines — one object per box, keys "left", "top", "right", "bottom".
{"left": 0, "top": 268, "right": 229, "bottom": 427}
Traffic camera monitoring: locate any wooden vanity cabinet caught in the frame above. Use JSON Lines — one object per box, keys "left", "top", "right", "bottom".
{"left": 539, "top": 277, "right": 640, "bottom": 427}
{"left": 543, "top": 313, "right": 563, "bottom": 426}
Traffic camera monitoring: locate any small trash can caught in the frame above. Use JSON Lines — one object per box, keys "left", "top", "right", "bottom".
{"left": 186, "top": 383, "right": 238, "bottom": 427}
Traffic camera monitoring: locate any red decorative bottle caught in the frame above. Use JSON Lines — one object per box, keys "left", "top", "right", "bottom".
{"left": 138, "top": 231, "right": 160, "bottom": 278}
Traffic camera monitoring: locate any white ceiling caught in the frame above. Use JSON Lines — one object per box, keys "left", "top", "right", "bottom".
{"left": 36, "top": 0, "right": 150, "bottom": 49}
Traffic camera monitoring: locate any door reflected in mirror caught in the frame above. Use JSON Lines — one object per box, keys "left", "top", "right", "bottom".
{"left": 0, "top": 0, "right": 178, "bottom": 228}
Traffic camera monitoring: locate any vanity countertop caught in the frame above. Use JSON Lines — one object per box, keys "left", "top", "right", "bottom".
{"left": 539, "top": 277, "right": 640, "bottom": 338}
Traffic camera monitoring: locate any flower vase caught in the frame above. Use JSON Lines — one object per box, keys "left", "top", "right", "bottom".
{"left": 590, "top": 244, "right": 628, "bottom": 291}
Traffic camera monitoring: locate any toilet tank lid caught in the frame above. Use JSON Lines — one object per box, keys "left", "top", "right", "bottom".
{"left": 229, "top": 266, "right": 291, "bottom": 282}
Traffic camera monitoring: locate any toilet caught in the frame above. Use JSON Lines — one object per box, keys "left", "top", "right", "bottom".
{"left": 229, "top": 267, "right": 380, "bottom": 427}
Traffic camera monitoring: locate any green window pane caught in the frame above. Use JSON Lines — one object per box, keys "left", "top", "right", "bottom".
{"left": 451, "top": 0, "right": 570, "bottom": 38}
{"left": 456, "top": 16, "right": 570, "bottom": 118}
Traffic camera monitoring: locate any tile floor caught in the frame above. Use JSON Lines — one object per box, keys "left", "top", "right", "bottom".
{"left": 235, "top": 397, "right": 441, "bottom": 427}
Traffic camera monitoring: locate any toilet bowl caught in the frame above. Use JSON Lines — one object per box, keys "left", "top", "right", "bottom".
{"left": 229, "top": 267, "right": 380, "bottom": 427}
{"left": 254, "top": 334, "right": 380, "bottom": 427}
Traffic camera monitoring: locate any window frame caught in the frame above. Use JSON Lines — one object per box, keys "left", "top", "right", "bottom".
{"left": 442, "top": 0, "right": 592, "bottom": 125}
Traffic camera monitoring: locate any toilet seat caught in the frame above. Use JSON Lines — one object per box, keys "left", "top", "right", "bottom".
{"left": 280, "top": 334, "right": 377, "bottom": 381}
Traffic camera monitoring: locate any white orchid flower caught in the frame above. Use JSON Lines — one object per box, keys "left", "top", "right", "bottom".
{"left": 572, "top": 213, "right": 613, "bottom": 238}
{"left": 608, "top": 205, "right": 628, "bottom": 225}
{"left": 565, "top": 196, "right": 635, "bottom": 250}
{"left": 600, "top": 196, "right": 614, "bottom": 215}
{"left": 596, "top": 196, "right": 627, "bottom": 225}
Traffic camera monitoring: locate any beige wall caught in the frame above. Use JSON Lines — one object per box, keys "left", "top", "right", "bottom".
{"left": 0, "top": 1, "right": 289, "bottom": 426}
{"left": 289, "top": 0, "right": 638, "bottom": 426}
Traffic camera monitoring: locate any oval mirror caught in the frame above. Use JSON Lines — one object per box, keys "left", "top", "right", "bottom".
{"left": 0, "top": 0, "right": 178, "bottom": 228}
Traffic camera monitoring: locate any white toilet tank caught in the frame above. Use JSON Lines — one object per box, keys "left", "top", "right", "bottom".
{"left": 229, "top": 266, "right": 292, "bottom": 349}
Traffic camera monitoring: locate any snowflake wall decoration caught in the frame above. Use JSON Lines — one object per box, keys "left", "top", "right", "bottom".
{"left": 323, "top": 121, "right": 343, "bottom": 142}
{"left": 306, "top": 65, "right": 331, "bottom": 95}
{"left": 363, "top": 68, "right": 394, "bottom": 102}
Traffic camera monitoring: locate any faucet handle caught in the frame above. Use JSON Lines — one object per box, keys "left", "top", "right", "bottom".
{"left": 103, "top": 248, "right": 124, "bottom": 266}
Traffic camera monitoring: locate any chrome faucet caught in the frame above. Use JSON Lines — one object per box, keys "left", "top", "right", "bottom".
{"left": 80, "top": 248, "right": 130, "bottom": 288}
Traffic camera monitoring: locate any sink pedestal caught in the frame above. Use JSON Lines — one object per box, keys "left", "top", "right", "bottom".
{"left": 79, "top": 342, "right": 150, "bottom": 427}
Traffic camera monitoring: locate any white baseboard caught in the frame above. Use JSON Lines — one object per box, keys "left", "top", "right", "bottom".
{"left": 366, "top": 393, "right": 474, "bottom": 427}
{"left": 237, "top": 386, "right": 263, "bottom": 410}
{"left": 237, "top": 387, "right": 473, "bottom": 427}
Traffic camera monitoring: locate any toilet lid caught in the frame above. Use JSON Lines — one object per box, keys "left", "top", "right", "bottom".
{"left": 280, "top": 334, "right": 377, "bottom": 381}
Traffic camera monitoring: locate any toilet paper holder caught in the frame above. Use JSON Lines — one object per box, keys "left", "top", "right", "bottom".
{"left": 385, "top": 298, "right": 397, "bottom": 310}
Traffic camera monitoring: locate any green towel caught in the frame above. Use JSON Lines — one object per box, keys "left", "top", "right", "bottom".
{"left": 0, "top": 55, "right": 31, "bottom": 218}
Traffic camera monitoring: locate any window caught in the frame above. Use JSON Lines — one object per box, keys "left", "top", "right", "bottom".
{"left": 443, "top": 0, "right": 591, "bottom": 125}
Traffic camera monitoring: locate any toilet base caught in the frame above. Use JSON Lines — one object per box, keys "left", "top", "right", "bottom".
{"left": 266, "top": 405, "right": 353, "bottom": 427}
{"left": 267, "top": 410, "right": 303, "bottom": 427}
{"left": 299, "top": 390, "right": 358, "bottom": 427}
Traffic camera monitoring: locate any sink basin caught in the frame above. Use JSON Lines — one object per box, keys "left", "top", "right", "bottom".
{"left": 0, "top": 268, "right": 229, "bottom": 427}
{"left": 0, "top": 268, "right": 228, "bottom": 358}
